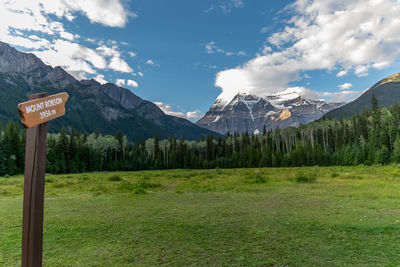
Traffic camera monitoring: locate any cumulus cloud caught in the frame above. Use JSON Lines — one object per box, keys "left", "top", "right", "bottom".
{"left": 186, "top": 110, "right": 203, "bottom": 119}
{"left": 115, "top": 79, "right": 139, "bottom": 88}
{"left": 215, "top": 0, "right": 400, "bottom": 101}
{"left": 338, "top": 83, "right": 353, "bottom": 90}
{"left": 116, "top": 79, "right": 125, "bottom": 86}
{"left": 0, "top": 0, "right": 135, "bottom": 80}
{"left": 321, "top": 91, "right": 361, "bottom": 103}
{"left": 154, "top": 102, "right": 203, "bottom": 120}
{"left": 146, "top": 59, "right": 156, "bottom": 65}
{"left": 93, "top": 74, "right": 107, "bottom": 84}
{"left": 109, "top": 56, "right": 134, "bottom": 73}
{"left": 40, "top": 0, "right": 134, "bottom": 28}
{"left": 127, "top": 79, "right": 139, "bottom": 88}
{"left": 336, "top": 70, "right": 348, "bottom": 77}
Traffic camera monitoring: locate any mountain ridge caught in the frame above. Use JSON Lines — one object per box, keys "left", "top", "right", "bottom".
{"left": 0, "top": 41, "right": 218, "bottom": 141}
{"left": 325, "top": 72, "right": 400, "bottom": 119}
{"left": 197, "top": 91, "right": 343, "bottom": 134}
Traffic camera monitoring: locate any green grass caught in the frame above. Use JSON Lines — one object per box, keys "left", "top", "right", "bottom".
{"left": 2, "top": 166, "right": 400, "bottom": 266}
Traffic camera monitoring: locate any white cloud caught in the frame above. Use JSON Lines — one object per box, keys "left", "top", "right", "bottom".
{"left": 146, "top": 59, "right": 156, "bottom": 65}
{"left": 215, "top": 0, "right": 400, "bottom": 101}
{"left": 59, "top": 31, "right": 76, "bottom": 41}
{"left": 282, "top": 86, "right": 360, "bottom": 103}
{"left": 338, "top": 83, "right": 353, "bottom": 90}
{"left": 260, "top": 26, "right": 270, "bottom": 34}
{"left": 34, "top": 40, "right": 108, "bottom": 78}
{"left": 115, "top": 79, "right": 138, "bottom": 88}
{"left": 116, "top": 79, "right": 125, "bottom": 86}
{"left": 41, "top": 0, "right": 135, "bottom": 28}
{"left": 138, "top": 72, "right": 144, "bottom": 77}
{"left": 220, "top": 0, "right": 244, "bottom": 14}
{"left": 154, "top": 102, "right": 203, "bottom": 120}
{"left": 336, "top": 70, "right": 348, "bottom": 77}
{"left": 128, "top": 51, "right": 136, "bottom": 57}
{"left": 0, "top": 0, "right": 136, "bottom": 80}
{"left": 204, "top": 5, "right": 215, "bottom": 13}
{"left": 205, "top": 41, "right": 246, "bottom": 56}
{"left": 127, "top": 79, "right": 139, "bottom": 88}
{"left": 354, "top": 65, "right": 369, "bottom": 77}
{"left": 186, "top": 110, "right": 202, "bottom": 119}
{"left": 284, "top": 87, "right": 321, "bottom": 101}
{"left": 321, "top": 91, "right": 361, "bottom": 103}
{"left": 93, "top": 74, "right": 107, "bottom": 84}
{"left": 109, "top": 56, "right": 134, "bottom": 73}
{"left": 96, "top": 45, "right": 120, "bottom": 57}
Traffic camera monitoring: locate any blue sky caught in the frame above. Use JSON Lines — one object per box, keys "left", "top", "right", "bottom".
{"left": 1, "top": 0, "right": 400, "bottom": 121}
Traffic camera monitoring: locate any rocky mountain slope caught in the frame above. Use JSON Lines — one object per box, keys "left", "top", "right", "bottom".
{"left": 196, "top": 91, "right": 342, "bottom": 134}
{"left": 325, "top": 73, "right": 400, "bottom": 119}
{"left": 0, "top": 41, "right": 217, "bottom": 141}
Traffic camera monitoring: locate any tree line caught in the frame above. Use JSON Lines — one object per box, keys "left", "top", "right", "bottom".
{"left": 1, "top": 95, "right": 399, "bottom": 175}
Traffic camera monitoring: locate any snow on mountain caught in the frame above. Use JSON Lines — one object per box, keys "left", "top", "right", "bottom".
{"left": 196, "top": 90, "right": 343, "bottom": 135}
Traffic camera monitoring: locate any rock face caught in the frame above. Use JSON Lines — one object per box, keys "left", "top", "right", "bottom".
{"left": 0, "top": 41, "right": 217, "bottom": 141}
{"left": 196, "top": 92, "right": 343, "bottom": 134}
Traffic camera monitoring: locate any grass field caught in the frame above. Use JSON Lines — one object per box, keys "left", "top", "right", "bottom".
{"left": 1, "top": 166, "right": 400, "bottom": 266}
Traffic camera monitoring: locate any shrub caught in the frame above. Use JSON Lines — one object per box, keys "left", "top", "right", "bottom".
{"left": 109, "top": 175, "right": 122, "bottom": 182}
{"left": 79, "top": 175, "right": 89, "bottom": 181}
{"left": 118, "top": 177, "right": 161, "bottom": 195}
{"left": 295, "top": 171, "right": 317, "bottom": 183}
{"left": 254, "top": 172, "right": 268, "bottom": 184}
{"left": 245, "top": 171, "right": 268, "bottom": 184}
{"left": 136, "top": 177, "right": 161, "bottom": 190}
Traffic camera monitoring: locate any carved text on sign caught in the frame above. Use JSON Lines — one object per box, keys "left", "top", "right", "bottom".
{"left": 18, "top": 92, "right": 69, "bottom": 128}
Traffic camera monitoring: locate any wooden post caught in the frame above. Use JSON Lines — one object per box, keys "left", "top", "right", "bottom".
{"left": 21, "top": 92, "right": 49, "bottom": 267}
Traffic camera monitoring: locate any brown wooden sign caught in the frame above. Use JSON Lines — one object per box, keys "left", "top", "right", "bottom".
{"left": 18, "top": 92, "right": 69, "bottom": 128}
{"left": 18, "top": 92, "right": 69, "bottom": 267}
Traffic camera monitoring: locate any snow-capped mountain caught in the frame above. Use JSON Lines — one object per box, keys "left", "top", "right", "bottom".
{"left": 196, "top": 91, "right": 343, "bottom": 134}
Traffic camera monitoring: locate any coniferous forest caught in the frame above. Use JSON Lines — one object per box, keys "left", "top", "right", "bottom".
{"left": 0, "top": 96, "right": 399, "bottom": 175}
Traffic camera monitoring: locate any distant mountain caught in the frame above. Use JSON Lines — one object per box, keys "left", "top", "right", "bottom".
{"left": 0, "top": 41, "right": 217, "bottom": 141}
{"left": 196, "top": 91, "right": 342, "bottom": 134}
{"left": 325, "top": 73, "right": 400, "bottom": 119}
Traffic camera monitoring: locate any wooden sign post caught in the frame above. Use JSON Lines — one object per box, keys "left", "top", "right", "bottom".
{"left": 18, "top": 92, "right": 69, "bottom": 267}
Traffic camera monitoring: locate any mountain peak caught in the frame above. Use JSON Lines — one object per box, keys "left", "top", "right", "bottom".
{"left": 0, "top": 41, "right": 50, "bottom": 75}
{"left": 197, "top": 90, "right": 341, "bottom": 134}
{"left": 326, "top": 72, "right": 400, "bottom": 119}
{"left": 0, "top": 41, "right": 218, "bottom": 141}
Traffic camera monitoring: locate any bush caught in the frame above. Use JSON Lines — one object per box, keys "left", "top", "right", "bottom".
{"left": 79, "top": 175, "right": 89, "bottom": 181}
{"left": 245, "top": 171, "right": 268, "bottom": 184}
{"left": 118, "top": 176, "right": 161, "bottom": 194}
{"left": 108, "top": 175, "right": 122, "bottom": 182}
{"left": 254, "top": 172, "right": 268, "bottom": 184}
{"left": 295, "top": 171, "right": 317, "bottom": 183}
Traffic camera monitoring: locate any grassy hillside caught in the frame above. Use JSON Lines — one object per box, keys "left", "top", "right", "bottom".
{"left": 2, "top": 167, "right": 400, "bottom": 265}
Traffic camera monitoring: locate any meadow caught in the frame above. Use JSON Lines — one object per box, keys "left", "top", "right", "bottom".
{"left": 1, "top": 166, "right": 400, "bottom": 266}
